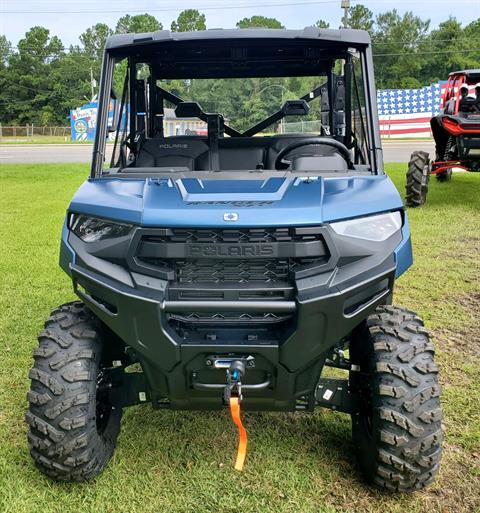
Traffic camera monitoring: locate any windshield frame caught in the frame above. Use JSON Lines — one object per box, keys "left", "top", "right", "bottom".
{"left": 91, "top": 37, "right": 382, "bottom": 178}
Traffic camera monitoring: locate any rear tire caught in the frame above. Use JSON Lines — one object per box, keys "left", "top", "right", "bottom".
{"left": 443, "top": 135, "right": 457, "bottom": 161}
{"left": 26, "top": 301, "right": 122, "bottom": 481}
{"left": 405, "top": 151, "right": 431, "bottom": 207}
{"left": 350, "top": 305, "right": 443, "bottom": 492}
{"left": 436, "top": 170, "right": 452, "bottom": 182}
{"left": 437, "top": 136, "right": 456, "bottom": 182}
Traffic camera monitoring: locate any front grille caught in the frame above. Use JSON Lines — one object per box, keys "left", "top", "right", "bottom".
{"left": 128, "top": 227, "right": 328, "bottom": 341}
{"left": 130, "top": 226, "right": 329, "bottom": 304}
{"left": 169, "top": 312, "right": 291, "bottom": 325}
{"left": 167, "top": 311, "right": 295, "bottom": 343}
{"left": 141, "top": 227, "right": 324, "bottom": 245}
{"left": 139, "top": 258, "right": 291, "bottom": 284}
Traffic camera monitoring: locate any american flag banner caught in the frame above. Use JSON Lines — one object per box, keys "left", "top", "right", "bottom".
{"left": 377, "top": 82, "right": 446, "bottom": 138}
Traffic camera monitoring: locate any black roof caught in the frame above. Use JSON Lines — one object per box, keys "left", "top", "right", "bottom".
{"left": 105, "top": 28, "right": 370, "bottom": 79}
{"left": 105, "top": 27, "right": 371, "bottom": 51}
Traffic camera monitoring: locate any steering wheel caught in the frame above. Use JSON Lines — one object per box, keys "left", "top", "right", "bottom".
{"left": 274, "top": 137, "right": 352, "bottom": 170}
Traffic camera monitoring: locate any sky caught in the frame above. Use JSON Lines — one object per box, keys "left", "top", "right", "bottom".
{"left": 1, "top": 0, "right": 479, "bottom": 47}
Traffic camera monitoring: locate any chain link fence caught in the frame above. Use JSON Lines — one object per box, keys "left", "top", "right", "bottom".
{"left": 282, "top": 120, "right": 322, "bottom": 134}
{"left": 0, "top": 125, "right": 71, "bottom": 138}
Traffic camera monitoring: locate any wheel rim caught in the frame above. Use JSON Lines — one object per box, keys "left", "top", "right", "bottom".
{"left": 96, "top": 369, "right": 113, "bottom": 435}
{"left": 421, "top": 162, "right": 431, "bottom": 196}
{"left": 354, "top": 368, "right": 374, "bottom": 438}
{"left": 361, "top": 388, "right": 374, "bottom": 438}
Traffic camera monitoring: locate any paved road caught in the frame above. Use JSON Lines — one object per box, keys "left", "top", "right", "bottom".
{"left": 381, "top": 140, "right": 435, "bottom": 163}
{"left": 0, "top": 144, "right": 113, "bottom": 164}
{"left": 0, "top": 140, "right": 435, "bottom": 165}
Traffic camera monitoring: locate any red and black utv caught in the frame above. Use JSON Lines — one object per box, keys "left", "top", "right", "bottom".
{"left": 406, "top": 70, "right": 480, "bottom": 207}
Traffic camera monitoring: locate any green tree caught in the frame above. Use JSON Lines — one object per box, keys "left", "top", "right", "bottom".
{"left": 236, "top": 16, "right": 284, "bottom": 29}
{"left": 372, "top": 10, "right": 430, "bottom": 88}
{"left": 0, "top": 35, "right": 13, "bottom": 122}
{"left": 314, "top": 20, "right": 330, "bottom": 29}
{"left": 4, "top": 27, "right": 65, "bottom": 124}
{"left": 115, "top": 14, "right": 162, "bottom": 34}
{"left": 79, "top": 23, "right": 113, "bottom": 89}
{"left": 51, "top": 49, "right": 92, "bottom": 119}
{"left": 0, "top": 35, "right": 11, "bottom": 68}
{"left": 348, "top": 4, "right": 374, "bottom": 31}
{"left": 419, "top": 17, "right": 480, "bottom": 84}
{"left": 80, "top": 23, "right": 112, "bottom": 62}
{"left": 420, "top": 18, "right": 465, "bottom": 82}
{"left": 462, "top": 18, "right": 480, "bottom": 70}
{"left": 171, "top": 10, "right": 206, "bottom": 32}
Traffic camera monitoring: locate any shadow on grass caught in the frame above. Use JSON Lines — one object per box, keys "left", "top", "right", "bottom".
{"left": 119, "top": 405, "right": 359, "bottom": 478}
{"left": 395, "top": 171, "right": 480, "bottom": 211}
{"left": 426, "top": 175, "right": 480, "bottom": 210}
{"left": 103, "top": 405, "right": 417, "bottom": 510}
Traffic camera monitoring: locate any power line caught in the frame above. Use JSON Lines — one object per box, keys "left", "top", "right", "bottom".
{"left": 7, "top": 45, "right": 71, "bottom": 51}
{"left": 0, "top": 78, "right": 62, "bottom": 95}
{"left": 0, "top": 97, "right": 55, "bottom": 105}
{"left": 2, "top": 0, "right": 287, "bottom": 2}
{"left": 373, "top": 47, "right": 480, "bottom": 57}
{"left": 2, "top": 0, "right": 475, "bottom": 11}
{"left": 7, "top": 36, "right": 480, "bottom": 51}
{"left": 6, "top": 42, "right": 480, "bottom": 56}
{"left": 1, "top": 0, "right": 338, "bottom": 14}
{"left": 355, "top": 0, "right": 475, "bottom": 3}
{"left": 2, "top": 0, "right": 475, "bottom": 4}
{"left": 373, "top": 38, "right": 478, "bottom": 46}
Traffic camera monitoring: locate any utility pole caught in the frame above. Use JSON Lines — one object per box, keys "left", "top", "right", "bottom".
{"left": 90, "top": 68, "right": 97, "bottom": 103}
{"left": 341, "top": 0, "right": 350, "bottom": 28}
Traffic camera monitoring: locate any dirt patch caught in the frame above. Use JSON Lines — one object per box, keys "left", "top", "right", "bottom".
{"left": 437, "top": 235, "right": 480, "bottom": 267}
{"left": 434, "top": 324, "right": 480, "bottom": 360}
{"left": 431, "top": 292, "right": 480, "bottom": 359}
{"left": 419, "top": 443, "right": 480, "bottom": 513}
{"left": 456, "top": 291, "right": 480, "bottom": 314}
{"left": 456, "top": 235, "right": 480, "bottom": 244}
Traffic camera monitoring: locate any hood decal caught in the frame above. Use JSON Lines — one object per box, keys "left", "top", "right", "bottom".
{"left": 175, "top": 177, "right": 291, "bottom": 202}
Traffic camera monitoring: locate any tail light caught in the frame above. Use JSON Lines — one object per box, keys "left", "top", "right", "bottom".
{"left": 443, "top": 117, "right": 480, "bottom": 135}
{"left": 443, "top": 118, "right": 462, "bottom": 135}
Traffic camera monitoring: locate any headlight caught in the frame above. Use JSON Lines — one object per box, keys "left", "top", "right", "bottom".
{"left": 70, "top": 214, "right": 133, "bottom": 243}
{"left": 330, "top": 212, "right": 402, "bottom": 242}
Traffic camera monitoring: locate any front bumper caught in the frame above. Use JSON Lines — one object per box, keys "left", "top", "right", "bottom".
{"left": 67, "top": 223, "right": 399, "bottom": 410}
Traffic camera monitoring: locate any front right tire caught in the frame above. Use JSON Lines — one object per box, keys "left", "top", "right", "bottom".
{"left": 350, "top": 305, "right": 443, "bottom": 492}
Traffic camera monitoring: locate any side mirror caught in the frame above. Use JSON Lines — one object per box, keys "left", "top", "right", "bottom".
{"left": 281, "top": 99, "right": 310, "bottom": 116}
{"left": 107, "top": 93, "right": 120, "bottom": 133}
{"left": 175, "top": 101, "right": 204, "bottom": 118}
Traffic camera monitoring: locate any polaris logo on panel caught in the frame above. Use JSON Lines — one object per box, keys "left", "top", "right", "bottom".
{"left": 223, "top": 212, "right": 239, "bottom": 222}
{"left": 186, "top": 201, "right": 273, "bottom": 207}
{"left": 187, "top": 245, "right": 274, "bottom": 257}
{"left": 158, "top": 143, "right": 188, "bottom": 149}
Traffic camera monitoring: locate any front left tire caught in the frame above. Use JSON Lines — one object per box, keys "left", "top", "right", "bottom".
{"left": 26, "top": 302, "right": 122, "bottom": 481}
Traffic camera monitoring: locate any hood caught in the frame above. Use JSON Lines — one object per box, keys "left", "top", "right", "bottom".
{"left": 69, "top": 174, "right": 404, "bottom": 227}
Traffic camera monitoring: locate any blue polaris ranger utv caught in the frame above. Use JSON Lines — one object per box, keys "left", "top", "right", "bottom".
{"left": 27, "top": 28, "right": 442, "bottom": 490}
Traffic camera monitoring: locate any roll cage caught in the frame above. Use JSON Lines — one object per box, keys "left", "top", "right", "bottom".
{"left": 441, "top": 69, "right": 480, "bottom": 115}
{"left": 91, "top": 28, "right": 382, "bottom": 178}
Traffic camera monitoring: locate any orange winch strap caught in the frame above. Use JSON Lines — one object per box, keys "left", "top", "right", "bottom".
{"left": 229, "top": 396, "right": 248, "bottom": 471}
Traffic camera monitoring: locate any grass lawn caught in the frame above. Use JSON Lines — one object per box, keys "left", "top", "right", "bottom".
{"left": 0, "top": 163, "right": 479, "bottom": 513}
{"left": 0, "top": 136, "right": 82, "bottom": 145}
